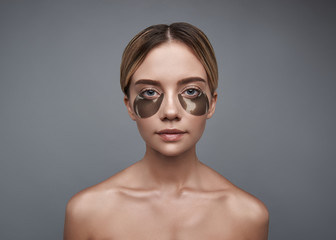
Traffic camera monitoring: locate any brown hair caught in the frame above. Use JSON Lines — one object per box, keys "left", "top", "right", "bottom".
{"left": 120, "top": 22, "right": 218, "bottom": 95}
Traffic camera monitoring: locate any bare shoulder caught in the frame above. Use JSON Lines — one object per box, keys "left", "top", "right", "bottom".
{"left": 224, "top": 184, "right": 269, "bottom": 239}
{"left": 200, "top": 163, "right": 269, "bottom": 239}
{"left": 64, "top": 183, "right": 111, "bottom": 239}
{"left": 225, "top": 185, "right": 269, "bottom": 224}
{"left": 65, "top": 184, "right": 107, "bottom": 221}
{"left": 66, "top": 161, "right": 141, "bottom": 207}
{"left": 64, "top": 166, "right": 134, "bottom": 239}
{"left": 65, "top": 167, "right": 135, "bottom": 213}
{"left": 201, "top": 163, "right": 268, "bottom": 219}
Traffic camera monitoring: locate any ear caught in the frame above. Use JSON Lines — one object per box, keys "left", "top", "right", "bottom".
{"left": 206, "top": 91, "right": 217, "bottom": 119}
{"left": 124, "top": 95, "right": 136, "bottom": 121}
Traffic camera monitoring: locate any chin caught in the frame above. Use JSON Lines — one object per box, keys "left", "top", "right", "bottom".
{"left": 150, "top": 143, "right": 195, "bottom": 158}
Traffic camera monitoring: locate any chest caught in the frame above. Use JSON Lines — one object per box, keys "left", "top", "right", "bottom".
{"left": 87, "top": 199, "right": 241, "bottom": 240}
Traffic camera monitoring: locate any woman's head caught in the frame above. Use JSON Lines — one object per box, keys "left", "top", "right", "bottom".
{"left": 120, "top": 22, "right": 218, "bottom": 96}
{"left": 124, "top": 41, "right": 216, "bottom": 157}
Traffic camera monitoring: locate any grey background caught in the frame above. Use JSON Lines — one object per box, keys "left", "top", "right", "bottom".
{"left": 1, "top": 0, "right": 335, "bottom": 239}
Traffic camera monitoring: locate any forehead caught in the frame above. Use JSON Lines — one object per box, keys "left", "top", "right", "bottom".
{"left": 132, "top": 41, "right": 208, "bottom": 85}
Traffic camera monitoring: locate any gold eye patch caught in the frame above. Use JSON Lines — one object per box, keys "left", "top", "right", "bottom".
{"left": 178, "top": 92, "right": 209, "bottom": 116}
{"left": 133, "top": 92, "right": 209, "bottom": 118}
{"left": 133, "top": 93, "right": 164, "bottom": 118}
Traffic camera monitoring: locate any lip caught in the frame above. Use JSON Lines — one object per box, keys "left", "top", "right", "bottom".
{"left": 156, "top": 129, "right": 186, "bottom": 142}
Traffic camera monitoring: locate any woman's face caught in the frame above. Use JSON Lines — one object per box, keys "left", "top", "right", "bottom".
{"left": 124, "top": 41, "right": 217, "bottom": 157}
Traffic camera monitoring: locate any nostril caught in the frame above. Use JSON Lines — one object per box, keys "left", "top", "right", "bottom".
{"left": 159, "top": 97, "right": 181, "bottom": 121}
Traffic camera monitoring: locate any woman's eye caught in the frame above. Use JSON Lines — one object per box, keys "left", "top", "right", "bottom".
{"left": 184, "top": 88, "right": 200, "bottom": 97}
{"left": 142, "top": 89, "right": 158, "bottom": 98}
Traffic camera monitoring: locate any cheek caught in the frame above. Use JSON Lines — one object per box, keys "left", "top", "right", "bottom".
{"left": 194, "top": 117, "right": 207, "bottom": 132}
{"left": 185, "top": 114, "right": 207, "bottom": 138}
{"left": 135, "top": 118, "right": 155, "bottom": 139}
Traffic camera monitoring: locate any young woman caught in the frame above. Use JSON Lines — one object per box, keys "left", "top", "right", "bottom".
{"left": 64, "top": 22, "right": 269, "bottom": 240}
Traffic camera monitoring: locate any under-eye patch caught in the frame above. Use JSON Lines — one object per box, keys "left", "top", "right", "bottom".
{"left": 133, "top": 93, "right": 164, "bottom": 118}
{"left": 133, "top": 91, "right": 209, "bottom": 118}
{"left": 178, "top": 91, "right": 209, "bottom": 116}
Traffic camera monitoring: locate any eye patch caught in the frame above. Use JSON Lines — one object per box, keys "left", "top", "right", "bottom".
{"left": 133, "top": 93, "right": 164, "bottom": 118}
{"left": 178, "top": 91, "right": 209, "bottom": 116}
{"left": 133, "top": 92, "right": 209, "bottom": 118}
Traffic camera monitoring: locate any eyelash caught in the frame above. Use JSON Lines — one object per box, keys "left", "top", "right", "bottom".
{"left": 182, "top": 87, "right": 201, "bottom": 98}
{"left": 140, "top": 88, "right": 160, "bottom": 98}
{"left": 139, "top": 86, "right": 202, "bottom": 99}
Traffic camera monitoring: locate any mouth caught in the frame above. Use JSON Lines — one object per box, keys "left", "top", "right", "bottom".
{"left": 156, "top": 129, "right": 187, "bottom": 141}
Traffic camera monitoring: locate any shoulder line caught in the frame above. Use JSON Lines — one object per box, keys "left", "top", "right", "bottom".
{"left": 224, "top": 187, "right": 269, "bottom": 224}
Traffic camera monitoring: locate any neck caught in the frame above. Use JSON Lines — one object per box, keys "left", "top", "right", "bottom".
{"left": 141, "top": 145, "right": 200, "bottom": 192}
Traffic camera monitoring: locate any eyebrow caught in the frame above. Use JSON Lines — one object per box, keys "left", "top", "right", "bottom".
{"left": 134, "top": 77, "right": 206, "bottom": 86}
{"left": 134, "top": 79, "right": 161, "bottom": 86}
{"left": 178, "top": 77, "right": 206, "bottom": 85}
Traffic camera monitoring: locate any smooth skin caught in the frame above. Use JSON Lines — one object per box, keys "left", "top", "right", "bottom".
{"left": 64, "top": 41, "right": 269, "bottom": 240}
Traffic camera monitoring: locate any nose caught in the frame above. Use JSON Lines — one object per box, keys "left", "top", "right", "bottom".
{"left": 159, "top": 92, "right": 181, "bottom": 121}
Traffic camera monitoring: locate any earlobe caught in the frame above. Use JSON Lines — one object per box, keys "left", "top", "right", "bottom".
{"left": 124, "top": 95, "right": 136, "bottom": 121}
{"left": 206, "top": 92, "right": 217, "bottom": 119}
